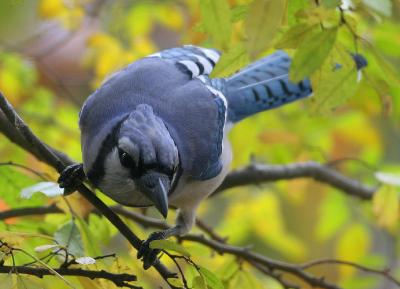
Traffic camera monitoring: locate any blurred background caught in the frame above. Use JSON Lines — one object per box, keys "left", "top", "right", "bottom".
{"left": 0, "top": 0, "right": 400, "bottom": 288}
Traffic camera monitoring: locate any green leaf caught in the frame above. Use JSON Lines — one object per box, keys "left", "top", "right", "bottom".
{"left": 217, "top": 258, "right": 239, "bottom": 282}
{"left": 290, "top": 27, "right": 337, "bottom": 82}
{"left": 308, "top": 44, "right": 358, "bottom": 114}
{"left": 245, "top": 0, "right": 287, "bottom": 58}
{"left": 233, "top": 271, "right": 264, "bottom": 288}
{"left": 365, "top": 42, "right": 400, "bottom": 86}
{"left": 362, "top": 0, "right": 392, "bottom": 17}
{"left": 0, "top": 273, "right": 12, "bottom": 289}
{"left": 315, "top": 191, "right": 350, "bottom": 241}
{"left": 275, "top": 23, "right": 317, "bottom": 49}
{"left": 149, "top": 239, "right": 190, "bottom": 257}
{"left": 192, "top": 276, "right": 207, "bottom": 289}
{"left": 200, "top": 0, "right": 232, "bottom": 50}
{"left": 230, "top": 5, "right": 248, "bottom": 23}
{"left": 211, "top": 44, "right": 250, "bottom": 77}
{"left": 167, "top": 278, "right": 184, "bottom": 288}
{"left": 372, "top": 184, "right": 399, "bottom": 230}
{"left": 321, "top": 0, "right": 341, "bottom": 9}
{"left": 54, "top": 220, "right": 85, "bottom": 257}
{"left": 77, "top": 217, "right": 103, "bottom": 257}
{"left": 199, "top": 266, "right": 224, "bottom": 289}
{"left": 288, "top": 0, "right": 310, "bottom": 25}
{"left": 0, "top": 166, "right": 43, "bottom": 208}
{"left": 17, "top": 275, "right": 28, "bottom": 289}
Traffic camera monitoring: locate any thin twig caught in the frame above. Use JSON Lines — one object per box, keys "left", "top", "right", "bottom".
{"left": 0, "top": 161, "right": 50, "bottom": 180}
{"left": 0, "top": 265, "right": 140, "bottom": 289}
{"left": 1, "top": 204, "right": 399, "bottom": 289}
{"left": 180, "top": 234, "right": 341, "bottom": 289}
{"left": 250, "top": 261, "right": 300, "bottom": 289}
{"left": 195, "top": 219, "right": 228, "bottom": 243}
{"left": 301, "top": 259, "right": 400, "bottom": 287}
{"left": 163, "top": 252, "right": 189, "bottom": 289}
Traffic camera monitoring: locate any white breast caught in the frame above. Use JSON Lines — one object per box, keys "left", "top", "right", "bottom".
{"left": 169, "top": 134, "right": 232, "bottom": 210}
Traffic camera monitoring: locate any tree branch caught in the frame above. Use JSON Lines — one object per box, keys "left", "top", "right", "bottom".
{"left": 0, "top": 204, "right": 226, "bottom": 243}
{"left": 0, "top": 91, "right": 384, "bottom": 289}
{"left": 0, "top": 92, "right": 177, "bottom": 287}
{"left": 0, "top": 204, "right": 61, "bottom": 220}
{"left": 216, "top": 162, "right": 377, "bottom": 199}
{"left": 2, "top": 204, "right": 399, "bottom": 289}
{"left": 0, "top": 265, "right": 140, "bottom": 289}
{"left": 180, "top": 234, "right": 341, "bottom": 289}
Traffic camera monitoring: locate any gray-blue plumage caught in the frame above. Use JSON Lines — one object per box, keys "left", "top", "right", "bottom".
{"left": 79, "top": 51, "right": 224, "bottom": 182}
{"left": 79, "top": 45, "right": 366, "bottom": 183}
{"left": 72, "top": 45, "right": 367, "bottom": 269}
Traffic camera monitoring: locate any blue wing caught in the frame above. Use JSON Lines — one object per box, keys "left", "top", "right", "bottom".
{"left": 147, "top": 45, "right": 227, "bottom": 180}
{"left": 147, "top": 45, "right": 221, "bottom": 78}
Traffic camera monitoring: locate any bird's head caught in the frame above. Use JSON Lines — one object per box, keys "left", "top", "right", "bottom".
{"left": 102, "top": 104, "right": 179, "bottom": 218}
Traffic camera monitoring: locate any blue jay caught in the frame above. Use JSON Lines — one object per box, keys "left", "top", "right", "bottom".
{"left": 59, "top": 45, "right": 367, "bottom": 269}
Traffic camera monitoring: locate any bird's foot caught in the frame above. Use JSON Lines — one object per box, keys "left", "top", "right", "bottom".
{"left": 137, "top": 231, "right": 166, "bottom": 270}
{"left": 58, "top": 163, "right": 85, "bottom": 195}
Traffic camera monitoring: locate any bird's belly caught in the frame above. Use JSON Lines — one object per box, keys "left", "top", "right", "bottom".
{"left": 169, "top": 136, "right": 232, "bottom": 209}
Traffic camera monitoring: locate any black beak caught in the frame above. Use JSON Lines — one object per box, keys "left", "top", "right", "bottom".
{"left": 136, "top": 171, "right": 170, "bottom": 218}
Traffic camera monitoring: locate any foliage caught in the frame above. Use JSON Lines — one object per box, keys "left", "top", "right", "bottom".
{"left": 0, "top": 0, "right": 399, "bottom": 288}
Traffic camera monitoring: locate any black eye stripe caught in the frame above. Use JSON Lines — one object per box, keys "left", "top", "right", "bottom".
{"left": 141, "top": 163, "right": 174, "bottom": 176}
{"left": 118, "top": 149, "right": 176, "bottom": 179}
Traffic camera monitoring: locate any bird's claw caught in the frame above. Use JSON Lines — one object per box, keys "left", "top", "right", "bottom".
{"left": 137, "top": 231, "right": 165, "bottom": 270}
{"left": 58, "top": 163, "right": 85, "bottom": 195}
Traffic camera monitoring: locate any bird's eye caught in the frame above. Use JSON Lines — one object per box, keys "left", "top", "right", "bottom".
{"left": 118, "top": 149, "right": 136, "bottom": 168}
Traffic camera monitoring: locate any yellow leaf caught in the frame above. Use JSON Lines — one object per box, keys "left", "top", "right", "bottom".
{"left": 38, "top": 0, "right": 65, "bottom": 18}
{"left": 221, "top": 193, "right": 306, "bottom": 260}
{"left": 296, "top": 6, "right": 337, "bottom": 25}
{"left": 245, "top": 0, "right": 287, "bottom": 58}
{"left": 156, "top": 6, "right": 183, "bottom": 30}
{"left": 0, "top": 273, "right": 13, "bottom": 289}
{"left": 167, "top": 278, "right": 184, "bottom": 288}
{"left": 372, "top": 185, "right": 399, "bottom": 231}
{"left": 274, "top": 23, "right": 317, "bottom": 49}
{"left": 0, "top": 70, "right": 22, "bottom": 100}
{"left": 78, "top": 277, "right": 105, "bottom": 289}
{"left": 315, "top": 191, "right": 349, "bottom": 241}
{"left": 0, "top": 232, "right": 25, "bottom": 251}
{"left": 335, "top": 223, "right": 370, "bottom": 279}
{"left": 126, "top": 4, "right": 152, "bottom": 37}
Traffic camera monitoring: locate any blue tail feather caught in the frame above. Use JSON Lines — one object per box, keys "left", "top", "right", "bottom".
{"left": 222, "top": 50, "right": 367, "bottom": 123}
{"left": 224, "top": 51, "right": 311, "bottom": 123}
